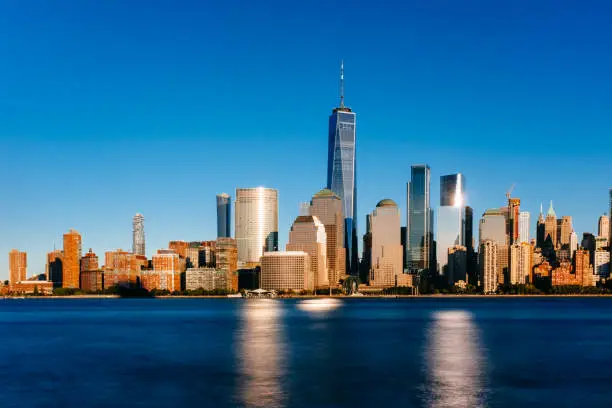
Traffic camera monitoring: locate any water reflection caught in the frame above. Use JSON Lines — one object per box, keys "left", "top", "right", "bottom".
{"left": 424, "top": 310, "right": 487, "bottom": 407}
{"left": 296, "top": 298, "right": 342, "bottom": 314}
{"left": 237, "top": 300, "right": 286, "bottom": 408}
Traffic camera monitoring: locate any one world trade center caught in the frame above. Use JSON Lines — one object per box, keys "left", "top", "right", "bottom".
{"left": 327, "top": 62, "right": 358, "bottom": 274}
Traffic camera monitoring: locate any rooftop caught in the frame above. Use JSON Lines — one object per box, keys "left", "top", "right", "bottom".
{"left": 313, "top": 188, "right": 340, "bottom": 199}
{"left": 376, "top": 198, "right": 397, "bottom": 208}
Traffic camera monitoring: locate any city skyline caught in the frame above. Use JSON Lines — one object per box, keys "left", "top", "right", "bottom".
{"left": 1, "top": 1, "right": 611, "bottom": 279}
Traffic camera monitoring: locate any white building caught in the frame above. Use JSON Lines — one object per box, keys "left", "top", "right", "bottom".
{"left": 480, "top": 240, "right": 498, "bottom": 294}
{"left": 518, "top": 211, "right": 530, "bottom": 243}
{"left": 594, "top": 250, "right": 610, "bottom": 280}
{"left": 235, "top": 187, "right": 279, "bottom": 264}
{"left": 369, "top": 199, "right": 407, "bottom": 287}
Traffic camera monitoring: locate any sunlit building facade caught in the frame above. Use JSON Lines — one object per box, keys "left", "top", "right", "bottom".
{"left": 286, "top": 215, "right": 329, "bottom": 289}
{"left": 480, "top": 240, "right": 498, "bottom": 294}
{"left": 63, "top": 229, "right": 82, "bottom": 289}
{"left": 436, "top": 173, "right": 465, "bottom": 278}
{"left": 369, "top": 199, "right": 407, "bottom": 288}
{"left": 406, "top": 164, "right": 434, "bottom": 272}
{"left": 8, "top": 249, "right": 27, "bottom": 286}
{"left": 260, "top": 251, "right": 312, "bottom": 291}
{"left": 217, "top": 193, "right": 232, "bottom": 238}
{"left": 235, "top": 187, "right": 279, "bottom": 264}
{"left": 132, "top": 213, "right": 145, "bottom": 256}
{"left": 216, "top": 237, "right": 238, "bottom": 291}
{"left": 518, "top": 211, "right": 530, "bottom": 243}
{"left": 510, "top": 242, "right": 532, "bottom": 284}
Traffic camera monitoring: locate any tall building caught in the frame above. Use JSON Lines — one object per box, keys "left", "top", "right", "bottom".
{"left": 63, "top": 229, "right": 82, "bottom": 289}
{"left": 104, "top": 249, "right": 147, "bottom": 289}
{"left": 132, "top": 213, "right": 145, "bottom": 256}
{"left": 327, "top": 62, "right": 358, "bottom": 274}
{"left": 309, "top": 189, "right": 346, "bottom": 285}
{"left": 216, "top": 193, "right": 232, "bottom": 238}
{"left": 235, "top": 187, "right": 279, "bottom": 264}
{"left": 80, "top": 249, "right": 102, "bottom": 292}
{"left": 598, "top": 214, "right": 609, "bottom": 241}
{"left": 594, "top": 250, "right": 610, "bottom": 280}
{"left": 286, "top": 215, "right": 329, "bottom": 289}
{"left": 507, "top": 198, "right": 521, "bottom": 244}
{"left": 216, "top": 237, "right": 238, "bottom": 291}
{"left": 8, "top": 249, "right": 27, "bottom": 286}
{"left": 480, "top": 241, "right": 498, "bottom": 294}
{"left": 536, "top": 204, "right": 546, "bottom": 248}
{"left": 464, "top": 206, "right": 477, "bottom": 285}
{"left": 152, "top": 250, "right": 181, "bottom": 292}
{"left": 260, "top": 251, "right": 312, "bottom": 291}
{"left": 558, "top": 216, "right": 572, "bottom": 247}
{"left": 437, "top": 174, "right": 465, "bottom": 277}
{"left": 47, "top": 250, "right": 63, "bottom": 287}
{"left": 447, "top": 246, "right": 467, "bottom": 286}
{"left": 569, "top": 230, "right": 579, "bottom": 258}
{"left": 544, "top": 201, "right": 557, "bottom": 247}
{"left": 575, "top": 249, "right": 595, "bottom": 287}
{"left": 406, "top": 164, "right": 434, "bottom": 272}
{"left": 369, "top": 199, "right": 407, "bottom": 288}
{"left": 510, "top": 242, "right": 532, "bottom": 284}
{"left": 518, "top": 211, "right": 530, "bottom": 243}
{"left": 479, "top": 209, "right": 508, "bottom": 285}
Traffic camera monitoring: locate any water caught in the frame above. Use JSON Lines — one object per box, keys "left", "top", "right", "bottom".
{"left": 2, "top": 297, "right": 612, "bottom": 407}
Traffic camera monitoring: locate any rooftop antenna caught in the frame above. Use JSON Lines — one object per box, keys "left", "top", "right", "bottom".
{"left": 340, "top": 60, "right": 345, "bottom": 108}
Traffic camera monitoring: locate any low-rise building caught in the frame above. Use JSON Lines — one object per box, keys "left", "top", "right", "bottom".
{"left": 260, "top": 251, "right": 312, "bottom": 292}
{"left": 185, "top": 268, "right": 227, "bottom": 291}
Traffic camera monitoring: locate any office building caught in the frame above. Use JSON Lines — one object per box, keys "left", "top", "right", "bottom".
{"left": 327, "top": 62, "right": 358, "bottom": 274}
{"left": 260, "top": 251, "right": 312, "bottom": 291}
{"left": 595, "top": 236, "right": 608, "bottom": 252}
{"left": 447, "top": 245, "right": 467, "bottom": 286}
{"left": 480, "top": 240, "right": 498, "bottom": 294}
{"left": 286, "top": 215, "right": 329, "bottom": 289}
{"left": 558, "top": 216, "right": 572, "bottom": 247}
{"left": 510, "top": 242, "right": 532, "bottom": 284}
{"left": 594, "top": 250, "right": 610, "bottom": 280}
{"left": 599, "top": 214, "right": 610, "bottom": 241}
{"left": 437, "top": 174, "right": 466, "bottom": 277}
{"left": 185, "top": 267, "right": 227, "bottom": 291}
{"left": 518, "top": 212, "right": 530, "bottom": 243}
{"left": 8, "top": 249, "right": 27, "bottom": 286}
{"left": 235, "top": 187, "right": 279, "bottom": 264}
{"left": 369, "top": 199, "right": 407, "bottom": 288}
{"left": 216, "top": 237, "right": 238, "bottom": 291}
{"left": 570, "top": 231, "right": 579, "bottom": 258}
{"left": 309, "top": 189, "right": 346, "bottom": 285}
{"left": 63, "top": 229, "right": 82, "bottom": 289}
{"left": 132, "top": 213, "right": 145, "bottom": 256}
{"left": 47, "top": 250, "right": 63, "bottom": 287}
{"left": 406, "top": 164, "right": 434, "bottom": 272}
{"left": 536, "top": 204, "right": 546, "bottom": 248}
{"left": 507, "top": 198, "right": 521, "bottom": 244}
{"left": 575, "top": 249, "right": 595, "bottom": 287}
{"left": 544, "top": 201, "right": 557, "bottom": 247}
{"left": 217, "top": 193, "right": 232, "bottom": 238}
{"left": 479, "top": 209, "right": 508, "bottom": 285}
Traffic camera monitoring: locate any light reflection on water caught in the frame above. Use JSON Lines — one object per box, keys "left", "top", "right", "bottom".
{"left": 424, "top": 310, "right": 487, "bottom": 408}
{"left": 236, "top": 300, "right": 286, "bottom": 408}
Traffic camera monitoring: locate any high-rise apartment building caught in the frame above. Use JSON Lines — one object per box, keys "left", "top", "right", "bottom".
{"left": 104, "top": 249, "right": 147, "bottom": 289}
{"left": 369, "top": 199, "right": 407, "bottom": 288}
{"left": 574, "top": 249, "right": 595, "bottom": 287}
{"left": 80, "top": 249, "right": 102, "bottom": 292}
{"left": 235, "top": 187, "right": 279, "bottom": 264}
{"left": 598, "top": 214, "right": 610, "bottom": 242}
{"left": 544, "top": 201, "right": 557, "bottom": 247}
{"left": 594, "top": 250, "right": 610, "bottom": 280}
{"left": 480, "top": 209, "right": 508, "bottom": 285}
{"left": 286, "top": 215, "right": 329, "bottom": 289}
{"left": 480, "top": 240, "right": 498, "bottom": 294}
{"left": 518, "top": 212, "right": 530, "bottom": 243}
{"left": 216, "top": 193, "right": 232, "bottom": 238}
{"left": 132, "top": 213, "right": 145, "bottom": 256}
{"left": 151, "top": 250, "right": 181, "bottom": 292}
{"left": 216, "top": 237, "right": 238, "bottom": 291}
{"left": 8, "top": 249, "right": 27, "bottom": 286}
{"left": 327, "top": 63, "right": 358, "bottom": 274}
{"left": 437, "top": 174, "right": 466, "bottom": 278}
{"left": 260, "top": 251, "right": 312, "bottom": 291}
{"left": 309, "top": 189, "right": 346, "bottom": 285}
{"left": 510, "top": 242, "right": 532, "bottom": 284}
{"left": 406, "top": 165, "right": 434, "bottom": 272}
{"left": 63, "top": 229, "right": 82, "bottom": 289}
{"left": 507, "top": 198, "right": 521, "bottom": 244}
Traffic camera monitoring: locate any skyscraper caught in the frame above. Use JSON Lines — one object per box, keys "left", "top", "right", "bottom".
{"left": 8, "top": 249, "right": 27, "bottom": 286}
{"left": 63, "top": 229, "right": 82, "bottom": 289}
{"left": 598, "top": 214, "right": 609, "bottom": 240}
{"left": 480, "top": 240, "right": 498, "bottom": 294}
{"left": 507, "top": 198, "right": 521, "bottom": 244}
{"left": 479, "top": 209, "right": 508, "bottom": 285}
{"left": 216, "top": 193, "right": 232, "bottom": 238}
{"left": 287, "top": 215, "right": 329, "bottom": 289}
{"left": 309, "top": 189, "right": 346, "bottom": 285}
{"left": 536, "top": 204, "right": 546, "bottom": 248}
{"left": 132, "top": 213, "right": 145, "bottom": 256}
{"left": 558, "top": 216, "right": 572, "bottom": 247}
{"left": 544, "top": 201, "right": 557, "bottom": 247}
{"left": 518, "top": 211, "right": 530, "bottom": 243}
{"left": 406, "top": 165, "right": 434, "bottom": 273}
{"left": 235, "top": 187, "right": 279, "bottom": 264}
{"left": 436, "top": 174, "right": 465, "bottom": 277}
{"left": 327, "top": 62, "right": 357, "bottom": 274}
{"left": 216, "top": 237, "right": 238, "bottom": 292}
{"left": 369, "top": 199, "right": 407, "bottom": 288}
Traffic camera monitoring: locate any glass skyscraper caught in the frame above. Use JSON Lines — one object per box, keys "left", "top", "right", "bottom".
{"left": 235, "top": 187, "right": 278, "bottom": 264}
{"left": 327, "top": 63, "right": 358, "bottom": 274}
{"left": 216, "top": 193, "right": 231, "bottom": 238}
{"left": 406, "top": 165, "right": 434, "bottom": 273}
{"left": 436, "top": 174, "right": 466, "bottom": 276}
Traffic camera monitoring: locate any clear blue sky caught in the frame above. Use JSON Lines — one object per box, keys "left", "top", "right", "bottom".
{"left": 1, "top": 0, "right": 610, "bottom": 279}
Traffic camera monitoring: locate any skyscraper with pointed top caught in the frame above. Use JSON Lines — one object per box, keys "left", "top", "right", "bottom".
{"left": 327, "top": 61, "right": 358, "bottom": 274}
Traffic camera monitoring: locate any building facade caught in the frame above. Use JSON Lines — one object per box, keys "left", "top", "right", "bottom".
{"left": 327, "top": 63, "right": 357, "bottom": 274}
{"left": 8, "top": 249, "right": 27, "bottom": 286}
{"left": 479, "top": 209, "right": 508, "bottom": 285}
{"left": 47, "top": 250, "right": 63, "bottom": 287}
{"left": 406, "top": 164, "right": 434, "bottom": 273}
{"left": 518, "top": 211, "right": 530, "bottom": 243}
{"left": 103, "top": 250, "right": 147, "bottom": 289}
{"left": 235, "top": 187, "right": 279, "bottom": 264}
{"left": 260, "top": 251, "right": 312, "bottom": 291}
{"left": 594, "top": 250, "right": 610, "bottom": 281}
{"left": 216, "top": 193, "right": 231, "bottom": 238}
{"left": 437, "top": 174, "right": 465, "bottom": 278}
{"left": 185, "top": 268, "right": 227, "bottom": 291}
{"left": 447, "top": 245, "right": 467, "bottom": 286}
{"left": 151, "top": 250, "right": 181, "bottom": 292}
{"left": 544, "top": 201, "right": 557, "bottom": 248}
{"left": 63, "top": 229, "right": 82, "bottom": 289}
{"left": 286, "top": 215, "right": 329, "bottom": 289}
{"left": 558, "top": 216, "right": 572, "bottom": 247}
{"left": 133, "top": 213, "right": 145, "bottom": 256}
{"left": 510, "top": 242, "right": 532, "bottom": 285}
{"left": 369, "top": 199, "right": 406, "bottom": 288}
{"left": 216, "top": 237, "right": 238, "bottom": 292}
{"left": 480, "top": 240, "right": 498, "bottom": 294}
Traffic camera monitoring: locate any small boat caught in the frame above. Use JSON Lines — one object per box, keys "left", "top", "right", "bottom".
{"left": 227, "top": 293, "right": 243, "bottom": 298}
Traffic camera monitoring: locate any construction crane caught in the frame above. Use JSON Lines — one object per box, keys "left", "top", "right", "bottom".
{"left": 505, "top": 183, "right": 515, "bottom": 200}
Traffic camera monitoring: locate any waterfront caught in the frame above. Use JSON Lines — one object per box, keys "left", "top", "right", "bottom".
{"left": 2, "top": 298, "right": 612, "bottom": 407}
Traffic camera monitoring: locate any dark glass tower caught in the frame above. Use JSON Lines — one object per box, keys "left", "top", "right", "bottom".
{"left": 216, "top": 193, "right": 231, "bottom": 238}
{"left": 327, "top": 62, "right": 358, "bottom": 274}
{"left": 406, "top": 165, "right": 434, "bottom": 273}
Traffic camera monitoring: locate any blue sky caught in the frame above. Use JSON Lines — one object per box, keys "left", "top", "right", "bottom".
{"left": 1, "top": 0, "right": 610, "bottom": 279}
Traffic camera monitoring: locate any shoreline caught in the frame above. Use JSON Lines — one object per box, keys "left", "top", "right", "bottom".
{"left": 4, "top": 294, "right": 612, "bottom": 299}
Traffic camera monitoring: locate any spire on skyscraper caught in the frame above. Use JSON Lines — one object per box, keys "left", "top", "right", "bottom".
{"left": 339, "top": 60, "right": 345, "bottom": 108}
{"left": 547, "top": 200, "right": 556, "bottom": 218}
